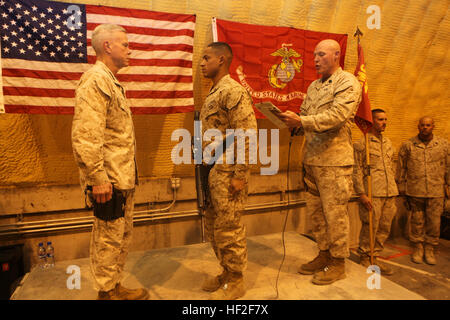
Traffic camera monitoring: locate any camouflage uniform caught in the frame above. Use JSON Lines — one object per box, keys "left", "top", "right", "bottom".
{"left": 89, "top": 189, "right": 135, "bottom": 291}
{"left": 397, "top": 135, "right": 450, "bottom": 246}
{"left": 200, "top": 74, "right": 257, "bottom": 274}
{"left": 300, "top": 67, "right": 362, "bottom": 259}
{"left": 72, "top": 61, "right": 138, "bottom": 292}
{"left": 353, "top": 134, "right": 399, "bottom": 257}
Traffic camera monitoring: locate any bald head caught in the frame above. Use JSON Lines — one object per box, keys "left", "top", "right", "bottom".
{"left": 419, "top": 116, "right": 434, "bottom": 125}
{"left": 314, "top": 39, "right": 341, "bottom": 79}
{"left": 418, "top": 116, "right": 435, "bottom": 139}
{"left": 316, "top": 39, "right": 341, "bottom": 54}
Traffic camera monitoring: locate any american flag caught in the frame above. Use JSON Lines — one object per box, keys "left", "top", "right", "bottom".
{"left": 0, "top": 0, "right": 195, "bottom": 114}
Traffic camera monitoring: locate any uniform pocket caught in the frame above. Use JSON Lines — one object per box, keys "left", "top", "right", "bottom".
{"left": 369, "top": 149, "right": 382, "bottom": 169}
{"left": 106, "top": 99, "right": 131, "bottom": 132}
{"left": 204, "top": 101, "right": 220, "bottom": 119}
{"left": 333, "top": 166, "right": 353, "bottom": 204}
{"left": 428, "top": 147, "right": 445, "bottom": 163}
{"left": 115, "top": 93, "right": 131, "bottom": 115}
{"left": 316, "top": 97, "right": 334, "bottom": 112}
{"left": 409, "top": 148, "right": 423, "bottom": 161}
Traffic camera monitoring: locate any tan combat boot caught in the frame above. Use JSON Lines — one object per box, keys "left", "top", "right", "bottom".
{"left": 202, "top": 270, "right": 228, "bottom": 292}
{"left": 411, "top": 242, "right": 424, "bottom": 264}
{"left": 312, "top": 257, "right": 346, "bottom": 285}
{"left": 209, "top": 272, "right": 245, "bottom": 300}
{"left": 298, "top": 250, "right": 330, "bottom": 275}
{"left": 360, "top": 255, "right": 393, "bottom": 275}
{"left": 374, "top": 258, "right": 393, "bottom": 275}
{"left": 115, "top": 283, "right": 149, "bottom": 300}
{"left": 359, "top": 254, "right": 371, "bottom": 267}
{"left": 97, "top": 288, "right": 121, "bottom": 300}
{"left": 424, "top": 244, "right": 436, "bottom": 265}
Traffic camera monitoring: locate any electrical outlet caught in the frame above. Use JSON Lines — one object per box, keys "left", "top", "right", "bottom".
{"left": 171, "top": 177, "right": 181, "bottom": 190}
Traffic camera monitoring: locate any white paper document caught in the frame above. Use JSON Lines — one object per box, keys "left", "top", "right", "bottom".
{"left": 254, "top": 102, "right": 287, "bottom": 129}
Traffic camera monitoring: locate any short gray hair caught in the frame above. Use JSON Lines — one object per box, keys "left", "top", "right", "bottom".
{"left": 91, "top": 24, "right": 127, "bottom": 55}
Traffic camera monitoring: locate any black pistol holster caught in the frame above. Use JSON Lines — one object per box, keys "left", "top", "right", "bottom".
{"left": 85, "top": 185, "right": 126, "bottom": 221}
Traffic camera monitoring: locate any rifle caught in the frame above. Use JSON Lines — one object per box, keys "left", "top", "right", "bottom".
{"left": 192, "top": 111, "right": 213, "bottom": 242}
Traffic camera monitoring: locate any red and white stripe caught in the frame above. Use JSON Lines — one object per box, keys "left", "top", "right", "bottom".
{"left": 0, "top": 4, "right": 195, "bottom": 114}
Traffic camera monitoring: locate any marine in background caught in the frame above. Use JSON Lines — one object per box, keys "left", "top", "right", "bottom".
{"left": 397, "top": 116, "right": 450, "bottom": 265}
{"left": 353, "top": 109, "right": 398, "bottom": 275}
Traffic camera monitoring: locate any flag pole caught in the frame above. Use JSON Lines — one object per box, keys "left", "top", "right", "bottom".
{"left": 354, "top": 26, "right": 375, "bottom": 265}
{"left": 365, "top": 132, "right": 374, "bottom": 265}
{"left": 0, "top": 39, "right": 4, "bottom": 113}
{"left": 211, "top": 17, "right": 218, "bottom": 42}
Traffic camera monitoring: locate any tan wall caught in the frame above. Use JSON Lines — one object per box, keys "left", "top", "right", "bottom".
{"left": 0, "top": 0, "right": 448, "bottom": 187}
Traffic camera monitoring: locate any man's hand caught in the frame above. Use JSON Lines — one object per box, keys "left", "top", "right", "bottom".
{"left": 92, "top": 182, "right": 113, "bottom": 204}
{"left": 278, "top": 110, "right": 302, "bottom": 128}
{"left": 359, "top": 194, "right": 373, "bottom": 211}
{"left": 229, "top": 177, "right": 246, "bottom": 196}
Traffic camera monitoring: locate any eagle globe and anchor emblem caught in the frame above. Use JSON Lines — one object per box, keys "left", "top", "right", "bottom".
{"left": 268, "top": 44, "right": 303, "bottom": 89}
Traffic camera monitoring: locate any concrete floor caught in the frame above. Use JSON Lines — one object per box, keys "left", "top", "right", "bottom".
{"left": 10, "top": 231, "right": 427, "bottom": 300}
{"left": 354, "top": 236, "right": 450, "bottom": 300}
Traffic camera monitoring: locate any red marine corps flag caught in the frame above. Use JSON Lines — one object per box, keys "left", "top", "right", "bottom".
{"left": 213, "top": 18, "right": 348, "bottom": 118}
{"left": 354, "top": 35, "right": 373, "bottom": 133}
